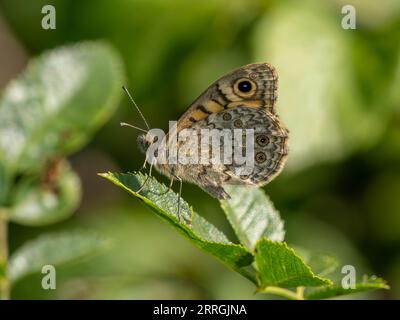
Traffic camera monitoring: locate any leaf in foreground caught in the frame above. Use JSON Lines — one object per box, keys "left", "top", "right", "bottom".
{"left": 9, "top": 230, "right": 110, "bottom": 284}
{"left": 99, "top": 172, "right": 255, "bottom": 283}
{"left": 221, "top": 185, "right": 285, "bottom": 250}
{"left": 305, "top": 277, "right": 389, "bottom": 300}
{"left": 293, "top": 246, "right": 339, "bottom": 278}
{"left": 255, "top": 238, "right": 332, "bottom": 289}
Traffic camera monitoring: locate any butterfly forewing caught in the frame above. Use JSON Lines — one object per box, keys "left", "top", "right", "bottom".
{"left": 176, "top": 63, "right": 278, "bottom": 131}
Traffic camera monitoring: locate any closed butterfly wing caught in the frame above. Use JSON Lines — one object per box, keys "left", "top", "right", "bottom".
{"left": 152, "top": 63, "right": 287, "bottom": 199}
{"left": 213, "top": 106, "right": 287, "bottom": 184}
{"left": 178, "top": 106, "right": 288, "bottom": 199}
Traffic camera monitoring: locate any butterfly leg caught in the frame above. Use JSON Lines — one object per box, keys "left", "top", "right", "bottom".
{"left": 135, "top": 158, "right": 154, "bottom": 194}
{"left": 170, "top": 173, "right": 183, "bottom": 222}
{"left": 177, "top": 176, "right": 183, "bottom": 222}
{"left": 140, "top": 155, "right": 147, "bottom": 170}
{"left": 168, "top": 176, "right": 174, "bottom": 191}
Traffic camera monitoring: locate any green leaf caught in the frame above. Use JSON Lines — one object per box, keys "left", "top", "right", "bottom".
{"left": 99, "top": 172, "right": 256, "bottom": 283}
{"left": 305, "top": 277, "right": 390, "bottom": 300}
{"left": 293, "top": 247, "right": 339, "bottom": 277}
{"left": 220, "top": 185, "right": 284, "bottom": 250}
{"left": 9, "top": 230, "right": 110, "bottom": 284}
{"left": 9, "top": 159, "right": 81, "bottom": 226}
{"left": 0, "top": 41, "right": 124, "bottom": 174}
{"left": 255, "top": 238, "right": 332, "bottom": 289}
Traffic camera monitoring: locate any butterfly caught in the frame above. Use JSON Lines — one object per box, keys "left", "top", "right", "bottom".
{"left": 123, "top": 63, "right": 288, "bottom": 218}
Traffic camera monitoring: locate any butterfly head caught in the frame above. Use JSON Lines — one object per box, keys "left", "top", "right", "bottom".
{"left": 137, "top": 132, "right": 158, "bottom": 154}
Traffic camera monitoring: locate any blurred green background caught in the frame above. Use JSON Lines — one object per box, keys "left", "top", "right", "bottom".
{"left": 0, "top": 0, "right": 399, "bottom": 299}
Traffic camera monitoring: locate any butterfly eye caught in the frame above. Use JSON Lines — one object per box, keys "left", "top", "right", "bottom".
{"left": 238, "top": 80, "right": 252, "bottom": 92}
{"left": 255, "top": 151, "right": 267, "bottom": 163}
{"left": 152, "top": 136, "right": 159, "bottom": 143}
{"left": 233, "top": 78, "right": 257, "bottom": 98}
{"left": 256, "top": 134, "right": 269, "bottom": 146}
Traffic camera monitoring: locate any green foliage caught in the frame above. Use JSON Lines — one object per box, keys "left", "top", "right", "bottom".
{"left": 99, "top": 172, "right": 255, "bottom": 283}
{"left": 101, "top": 172, "right": 390, "bottom": 299}
{"left": 305, "top": 277, "right": 389, "bottom": 300}
{"left": 9, "top": 160, "right": 81, "bottom": 226}
{"left": 0, "top": 0, "right": 398, "bottom": 300}
{"left": 297, "top": 250, "right": 340, "bottom": 278}
{"left": 221, "top": 186, "right": 285, "bottom": 250}
{"left": 0, "top": 42, "right": 123, "bottom": 175}
{"left": 255, "top": 239, "right": 330, "bottom": 288}
{"left": 0, "top": 41, "right": 124, "bottom": 298}
{"left": 9, "top": 230, "right": 110, "bottom": 284}
{"left": 253, "top": 0, "right": 393, "bottom": 172}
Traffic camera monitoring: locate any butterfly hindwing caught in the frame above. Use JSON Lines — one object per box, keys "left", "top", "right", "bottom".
{"left": 187, "top": 106, "right": 288, "bottom": 189}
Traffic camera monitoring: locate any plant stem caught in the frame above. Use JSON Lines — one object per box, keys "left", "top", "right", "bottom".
{"left": 258, "top": 286, "right": 304, "bottom": 300}
{"left": 296, "top": 286, "right": 305, "bottom": 300}
{"left": 0, "top": 209, "right": 9, "bottom": 300}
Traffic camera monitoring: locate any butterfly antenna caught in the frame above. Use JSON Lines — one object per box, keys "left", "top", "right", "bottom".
{"left": 120, "top": 122, "right": 148, "bottom": 133}
{"left": 122, "top": 85, "right": 150, "bottom": 131}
